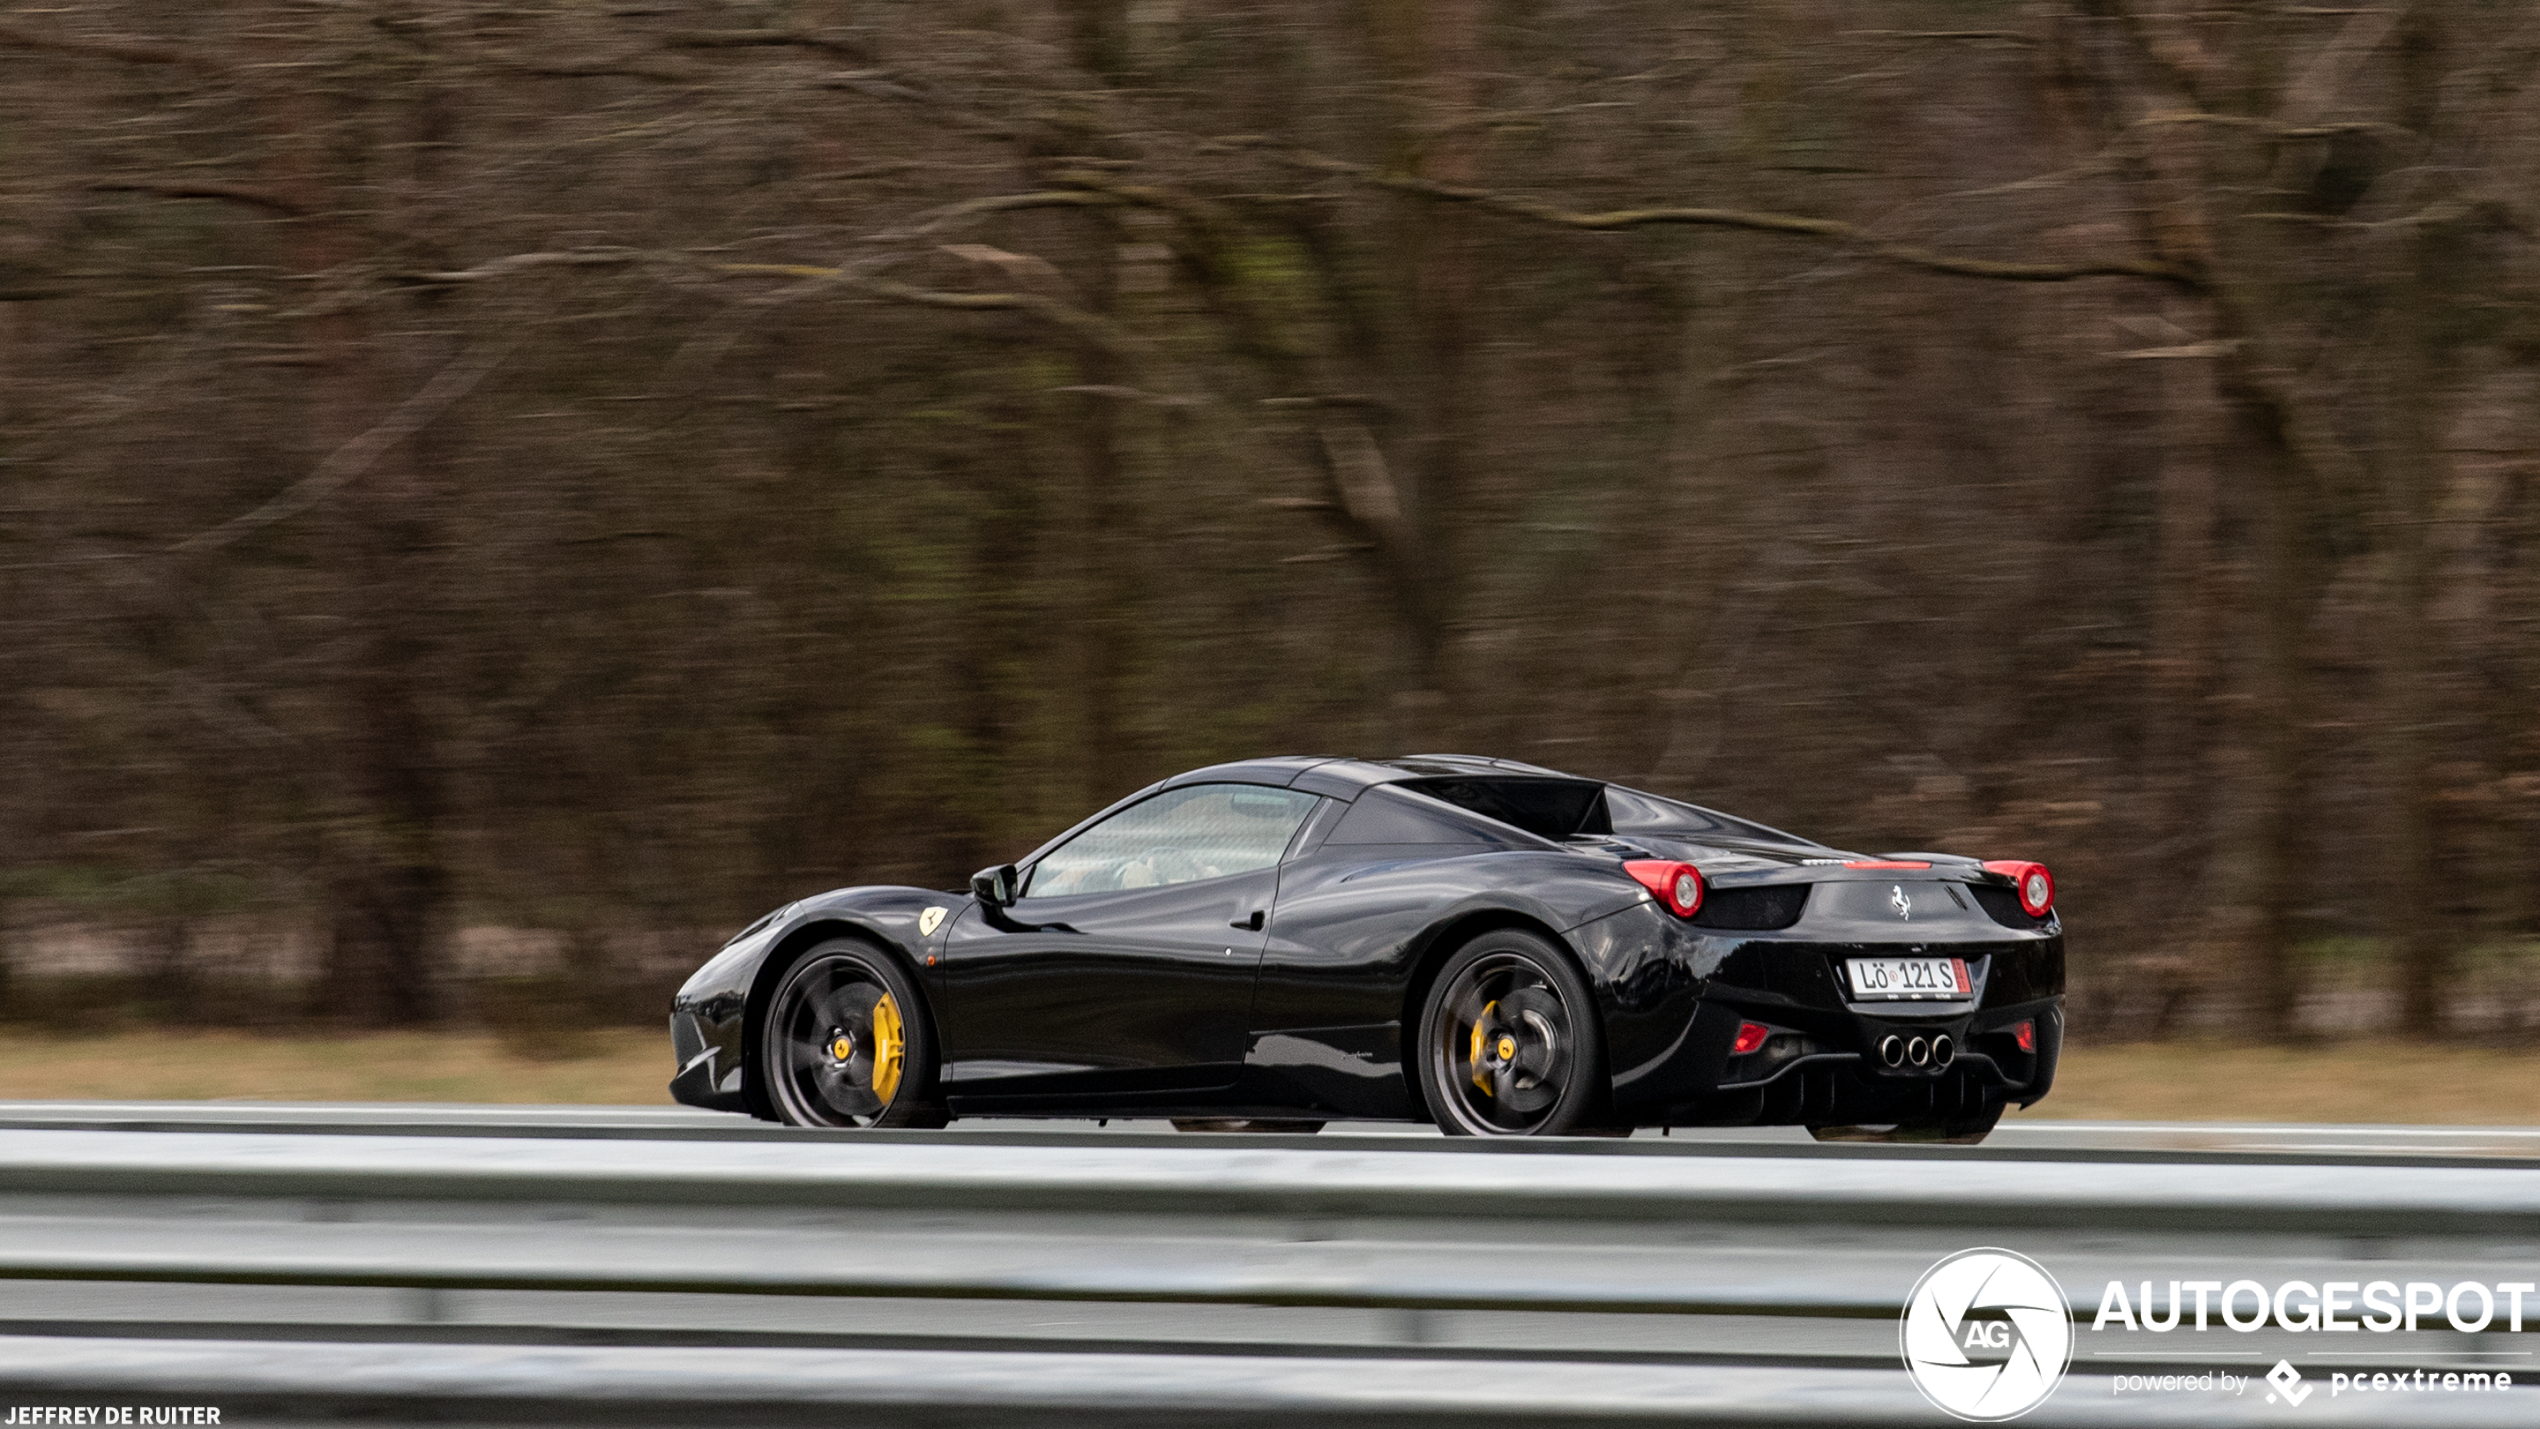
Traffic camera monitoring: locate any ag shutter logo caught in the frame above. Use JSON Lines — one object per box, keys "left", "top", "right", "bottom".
{"left": 1902, "top": 1248, "right": 2075, "bottom": 1421}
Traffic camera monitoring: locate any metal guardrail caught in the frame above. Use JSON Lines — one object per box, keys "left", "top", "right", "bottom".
{"left": 2, "top": 1125, "right": 2538, "bottom": 1230}
{"left": 0, "top": 1129, "right": 2532, "bottom": 1309}
{"left": 0, "top": 1122, "right": 2532, "bottom": 1426}
{"left": 0, "top": 1129, "right": 2535, "bottom": 1311}
{"left": 6, "top": 1101, "right": 2540, "bottom": 1166}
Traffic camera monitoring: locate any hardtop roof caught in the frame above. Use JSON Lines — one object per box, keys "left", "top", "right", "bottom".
{"left": 1159, "top": 753, "right": 1584, "bottom": 793}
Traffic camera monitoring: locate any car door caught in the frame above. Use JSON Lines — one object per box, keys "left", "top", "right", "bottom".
{"left": 932, "top": 782, "right": 1321, "bottom": 1103}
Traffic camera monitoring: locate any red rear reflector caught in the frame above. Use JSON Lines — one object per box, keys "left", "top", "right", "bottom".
{"left": 1982, "top": 860, "right": 2055, "bottom": 916}
{"left": 1731, "top": 1021, "right": 1770, "bottom": 1056}
{"left": 1844, "top": 859, "right": 1930, "bottom": 869}
{"left": 1623, "top": 860, "right": 1705, "bottom": 918}
{"left": 2014, "top": 1019, "right": 2036, "bottom": 1053}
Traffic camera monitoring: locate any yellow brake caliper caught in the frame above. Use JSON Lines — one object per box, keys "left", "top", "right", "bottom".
{"left": 870, "top": 992, "right": 905, "bottom": 1102}
{"left": 1469, "top": 999, "right": 1498, "bottom": 1096}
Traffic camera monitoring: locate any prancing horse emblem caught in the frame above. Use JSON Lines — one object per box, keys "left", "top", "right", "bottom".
{"left": 918, "top": 906, "right": 947, "bottom": 937}
{"left": 1890, "top": 884, "right": 1912, "bottom": 920}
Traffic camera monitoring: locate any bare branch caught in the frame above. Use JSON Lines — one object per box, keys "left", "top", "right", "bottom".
{"left": 2280, "top": 4, "right": 2404, "bottom": 127}
{"left": 1844, "top": 30, "right": 2039, "bottom": 47}
{"left": 711, "top": 262, "right": 1140, "bottom": 361}
{"left": 811, "top": 71, "right": 933, "bottom": 103}
{"left": 88, "top": 180, "right": 303, "bottom": 217}
{"left": 0, "top": 261, "right": 70, "bottom": 302}
{"left": 1318, "top": 422, "right": 1403, "bottom": 528}
{"left": 393, "top": 243, "right": 1142, "bottom": 361}
{"left": 660, "top": 28, "right": 875, "bottom": 62}
{"left": 1046, "top": 170, "right": 1319, "bottom": 370}
{"left": 2077, "top": 1, "right": 2223, "bottom": 109}
{"left": 1274, "top": 149, "right": 2199, "bottom": 287}
{"left": 171, "top": 338, "right": 518, "bottom": 555}
{"left": 1053, "top": 385, "right": 1200, "bottom": 408}
{"left": 874, "top": 190, "right": 1119, "bottom": 243}
{"left": 0, "top": 22, "right": 227, "bottom": 75}
{"left": 486, "top": 50, "right": 705, "bottom": 84}
{"left": 403, "top": 250, "right": 644, "bottom": 283}
{"left": 2133, "top": 111, "right": 2416, "bottom": 142}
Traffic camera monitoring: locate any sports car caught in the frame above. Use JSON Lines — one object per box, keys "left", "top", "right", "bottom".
{"left": 668, "top": 754, "right": 2064, "bottom": 1139}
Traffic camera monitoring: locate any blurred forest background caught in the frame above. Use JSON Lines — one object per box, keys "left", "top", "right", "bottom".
{"left": 4, "top": 0, "right": 2539, "bottom": 1044}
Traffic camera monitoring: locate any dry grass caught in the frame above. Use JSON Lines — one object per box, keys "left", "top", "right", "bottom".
{"left": 2013, "top": 1039, "right": 2540, "bottom": 1125}
{"left": 0, "top": 1031, "right": 2532, "bottom": 1124}
{"left": 0, "top": 1030, "right": 671, "bottom": 1105}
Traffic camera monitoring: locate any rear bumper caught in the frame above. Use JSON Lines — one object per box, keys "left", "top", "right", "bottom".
{"left": 1581, "top": 891, "right": 2065, "bottom": 1126}
{"left": 1612, "top": 994, "right": 2061, "bottom": 1125}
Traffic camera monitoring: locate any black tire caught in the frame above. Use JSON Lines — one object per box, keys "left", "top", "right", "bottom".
{"left": 1415, "top": 929, "right": 1607, "bottom": 1137}
{"left": 758, "top": 938, "right": 949, "bottom": 1129}
{"left": 1808, "top": 1101, "right": 2002, "bottom": 1146}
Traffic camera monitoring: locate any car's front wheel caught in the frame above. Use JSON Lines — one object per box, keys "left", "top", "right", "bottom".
{"left": 1416, "top": 929, "right": 1607, "bottom": 1137}
{"left": 759, "top": 938, "right": 948, "bottom": 1128}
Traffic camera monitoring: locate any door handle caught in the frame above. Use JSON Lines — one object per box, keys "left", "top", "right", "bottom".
{"left": 1230, "top": 909, "right": 1265, "bottom": 931}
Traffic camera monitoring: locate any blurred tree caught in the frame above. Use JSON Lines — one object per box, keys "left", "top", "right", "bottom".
{"left": 2, "top": 0, "right": 2536, "bottom": 1040}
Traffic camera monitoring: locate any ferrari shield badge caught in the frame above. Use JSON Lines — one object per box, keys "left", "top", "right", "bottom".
{"left": 918, "top": 906, "right": 947, "bottom": 937}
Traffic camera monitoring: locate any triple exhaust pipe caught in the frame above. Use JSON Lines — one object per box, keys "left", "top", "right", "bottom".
{"left": 1878, "top": 1032, "right": 1955, "bottom": 1069}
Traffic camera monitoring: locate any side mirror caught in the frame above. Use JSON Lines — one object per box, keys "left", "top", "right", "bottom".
{"left": 970, "top": 864, "right": 1020, "bottom": 907}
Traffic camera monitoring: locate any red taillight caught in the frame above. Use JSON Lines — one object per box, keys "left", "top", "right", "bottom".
{"left": 1731, "top": 1021, "right": 1770, "bottom": 1056}
{"left": 1982, "top": 860, "right": 2055, "bottom": 917}
{"left": 2013, "top": 1019, "right": 2036, "bottom": 1054}
{"left": 1624, "top": 860, "right": 1705, "bottom": 918}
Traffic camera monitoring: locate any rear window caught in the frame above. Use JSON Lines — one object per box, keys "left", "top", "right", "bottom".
{"left": 1324, "top": 786, "right": 1503, "bottom": 845}
{"left": 1393, "top": 777, "right": 1611, "bottom": 841}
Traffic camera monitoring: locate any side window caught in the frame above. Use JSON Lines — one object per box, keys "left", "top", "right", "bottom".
{"left": 1025, "top": 784, "right": 1320, "bottom": 897}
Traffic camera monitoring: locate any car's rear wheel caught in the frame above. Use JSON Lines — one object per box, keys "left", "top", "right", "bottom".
{"left": 760, "top": 939, "right": 948, "bottom": 1128}
{"left": 1808, "top": 1101, "right": 2001, "bottom": 1145}
{"left": 1417, "top": 930, "right": 1605, "bottom": 1137}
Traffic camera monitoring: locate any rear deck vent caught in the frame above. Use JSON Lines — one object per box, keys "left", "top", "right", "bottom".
{"left": 1690, "top": 884, "right": 1809, "bottom": 930}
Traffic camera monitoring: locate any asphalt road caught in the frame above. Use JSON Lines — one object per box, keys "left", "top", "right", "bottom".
{"left": 1, "top": 1100, "right": 2534, "bottom": 1162}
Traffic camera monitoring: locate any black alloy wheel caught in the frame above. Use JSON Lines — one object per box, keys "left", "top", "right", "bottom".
{"left": 759, "top": 939, "right": 947, "bottom": 1128}
{"left": 1416, "top": 929, "right": 1606, "bottom": 1137}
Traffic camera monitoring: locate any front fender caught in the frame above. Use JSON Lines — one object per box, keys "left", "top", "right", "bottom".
{"left": 669, "top": 885, "right": 968, "bottom": 1114}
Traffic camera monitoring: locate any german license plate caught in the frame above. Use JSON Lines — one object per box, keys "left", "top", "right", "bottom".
{"left": 1845, "top": 956, "right": 1971, "bottom": 1000}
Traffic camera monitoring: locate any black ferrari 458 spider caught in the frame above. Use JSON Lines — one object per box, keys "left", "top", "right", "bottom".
{"left": 669, "top": 755, "right": 2063, "bottom": 1140}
